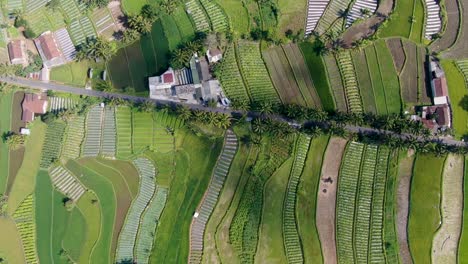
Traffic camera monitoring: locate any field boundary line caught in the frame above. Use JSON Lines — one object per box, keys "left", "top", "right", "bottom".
{"left": 352, "top": 143, "right": 367, "bottom": 262}
{"left": 94, "top": 159, "right": 135, "bottom": 199}
{"left": 281, "top": 45, "right": 311, "bottom": 107}
{"left": 373, "top": 45, "right": 390, "bottom": 114}
{"left": 233, "top": 41, "right": 253, "bottom": 101}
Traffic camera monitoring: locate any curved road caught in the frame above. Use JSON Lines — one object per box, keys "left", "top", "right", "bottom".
{"left": 1, "top": 77, "right": 466, "bottom": 147}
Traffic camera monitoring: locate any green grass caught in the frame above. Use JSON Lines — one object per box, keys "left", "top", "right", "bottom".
{"left": 442, "top": 60, "right": 467, "bottom": 138}
{"left": 50, "top": 61, "right": 89, "bottom": 87}
{"left": 299, "top": 42, "right": 335, "bottom": 112}
{"left": 365, "top": 45, "right": 388, "bottom": 115}
{"left": 122, "top": 0, "right": 147, "bottom": 14}
{"left": 76, "top": 191, "right": 102, "bottom": 264}
{"left": 216, "top": 0, "right": 249, "bottom": 34}
{"left": 65, "top": 160, "right": 116, "bottom": 264}
{"left": 146, "top": 151, "right": 175, "bottom": 187}
{"left": 0, "top": 92, "right": 12, "bottom": 194}
{"left": 277, "top": 0, "right": 306, "bottom": 39}
{"left": 296, "top": 135, "right": 329, "bottom": 263}
{"left": 151, "top": 130, "right": 222, "bottom": 263}
{"left": 0, "top": 217, "right": 26, "bottom": 264}
{"left": 374, "top": 40, "right": 402, "bottom": 114}
{"left": 352, "top": 51, "right": 377, "bottom": 114}
{"left": 379, "top": 0, "right": 415, "bottom": 39}
{"left": 408, "top": 153, "right": 445, "bottom": 264}
{"left": 409, "top": 0, "right": 425, "bottom": 43}
{"left": 62, "top": 208, "right": 87, "bottom": 261}
{"left": 94, "top": 159, "right": 140, "bottom": 198}
{"left": 161, "top": 14, "right": 183, "bottom": 51}
{"left": 173, "top": 6, "right": 196, "bottom": 42}
{"left": 459, "top": 157, "right": 468, "bottom": 261}
{"left": 7, "top": 121, "right": 46, "bottom": 215}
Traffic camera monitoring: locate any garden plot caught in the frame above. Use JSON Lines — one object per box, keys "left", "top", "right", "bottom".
{"left": 116, "top": 158, "right": 156, "bottom": 262}
{"left": 40, "top": 121, "right": 66, "bottom": 169}
{"left": 283, "top": 134, "right": 311, "bottom": 264}
{"left": 60, "top": 0, "right": 81, "bottom": 20}
{"left": 48, "top": 96, "right": 76, "bottom": 113}
{"left": 424, "top": 0, "right": 441, "bottom": 38}
{"left": 456, "top": 60, "right": 468, "bottom": 87}
{"left": 432, "top": 155, "right": 463, "bottom": 263}
{"left": 25, "top": 0, "right": 47, "bottom": 13}
{"left": 132, "top": 111, "right": 154, "bottom": 152}
{"left": 315, "top": 0, "right": 353, "bottom": 34}
{"left": 49, "top": 166, "right": 86, "bottom": 201}
{"left": 189, "top": 130, "right": 238, "bottom": 263}
{"left": 345, "top": 0, "right": 378, "bottom": 27}
{"left": 337, "top": 51, "right": 362, "bottom": 113}
{"left": 25, "top": 8, "right": 66, "bottom": 36}
{"left": 69, "top": 16, "right": 97, "bottom": 45}
{"left": 217, "top": 44, "right": 250, "bottom": 103}
{"left": 82, "top": 106, "right": 103, "bottom": 157}
{"left": 387, "top": 38, "right": 406, "bottom": 74}
{"left": 352, "top": 50, "right": 377, "bottom": 113}
{"left": 54, "top": 28, "right": 76, "bottom": 61}
{"left": 8, "top": 0, "right": 23, "bottom": 11}
{"left": 153, "top": 112, "right": 177, "bottom": 153}
{"left": 62, "top": 115, "right": 85, "bottom": 160}
{"left": 199, "top": 0, "right": 229, "bottom": 31}
{"left": 101, "top": 107, "right": 116, "bottom": 157}
{"left": 305, "top": 0, "right": 330, "bottom": 35}
{"left": 135, "top": 187, "right": 168, "bottom": 263}
{"left": 237, "top": 41, "right": 280, "bottom": 104}
{"left": 13, "top": 195, "right": 38, "bottom": 264}
{"left": 324, "top": 54, "right": 347, "bottom": 111}
{"left": 115, "top": 107, "right": 132, "bottom": 158}
{"left": 186, "top": 0, "right": 211, "bottom": 32}
{"left": 401, "top": 41, "right": 419, "bottom": 104}
{"left": 91, "top": 8, "right": 118, "bottom": 39}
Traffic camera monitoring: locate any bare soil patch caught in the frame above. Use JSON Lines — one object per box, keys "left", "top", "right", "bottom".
{"left": 418, "top": 46, "right": 432, "bottom": 104}
{"left": 316, "top": 137, "right": 347, "bottom": 264}
{"left": 432, "top": 155, "right": 463, "bottom": 263}
{"left": 387, "top": 38, "right": 406, "bottom": 74}
{"left": 431, "top": 0, "right": 460, "bottom": 53}
{"left": 396, "top": 150, "right": 414, "bottom": 264}
{"left": 440, "top": 0, "right": 468, "bottom": 58}
{"left": 400, "top": 41, "right": 419, "bottom": 104}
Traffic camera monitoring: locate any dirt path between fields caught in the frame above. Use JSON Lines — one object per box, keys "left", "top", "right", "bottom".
{"left": 341, "top": 0, "right": 394, "bottom": 48}
{"left": 396, "top": 150, "right": 415, "bottom": 264}
{"left": 432, "top": 155, "right": 464, "bottom": 263}
{"left": 316, "top": 137, "right": 347, "bottom": 264}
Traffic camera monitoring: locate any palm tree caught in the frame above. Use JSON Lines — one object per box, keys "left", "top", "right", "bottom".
{"left": 252, "top": 118, "right": 266, "bottom": 135}
{"left": 5, "top": 133, "right": 25, "bottom": 150}
{"left": 128, "top": 15, "right": 152, "bottom": 34}
{"left": 338, "top": 8, "right": 350, "bottom": 19}
{"left": 109, "top": 97, "right": 128, "bottom": 106}
{"left": 76, "top": 37, "right": 117, "bottom": 61}
{"left": 216, "top": 113, "right": 232, "bottom": 129}
{"left": 258, "top": 101, "right": 273, "bottom": 116}
{"left": 122, "top": 29, "right": 141, "bottom": 44}
{"left": 141, "top": 4, "right": 159, "bottom": 21}
{"left": 230, "top": 99, "right": 250, "bottom": 112}
{"left": 138, "top": 100, "right": 155, "bottom": 112}
{"left": 95, "top": 80, "right": 115, "bottom": 92}
{"left": 159, "top": 0, "right": 178, "bottom": 15}
{"left": 177, "top": 105, "right": 192, "bottom": 121}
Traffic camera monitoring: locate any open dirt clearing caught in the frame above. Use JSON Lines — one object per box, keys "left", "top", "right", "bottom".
{"left": 316, "top": 137, "right": 347, "bottom": 264}
{"left": 396, "top": 150, "right": 414, "bottom": 264}
{"left": 432, "top": 154, "right": 463, "bottom": 263}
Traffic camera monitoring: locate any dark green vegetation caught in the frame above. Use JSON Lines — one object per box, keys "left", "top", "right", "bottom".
{"left": 380, "top": 0, "right": 426, "bottom": 43}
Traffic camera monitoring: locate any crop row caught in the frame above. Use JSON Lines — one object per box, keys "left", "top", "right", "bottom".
{"left": 315, "top": 0, "right": 354, "bottom": 34}
{"left": 337, "top": 51, "right": 363, "bottom": 113}
{"left": 336, "top": 142, "right": 365, "bottom": 263}
{"left": 283, "top": 134, "right": 311, "bottom": 264}
{"left": 50, "top": 166, "right": 86, "bottom": 202}
{"left": 13, "top": 195, "right": 38, "bottom": 264}
{"left": 186, "top": 0, "right": 210, "bottom": 32}
{"left": 61, "top": 115, "right": 85, "bottom": 160}
{"left": 116, "top": 158, "right": 157, "bottom": 262}
{"left": 82, "top": 105, "right": 103, "bottom": 157}
{"left": 217, "top": 44, "right": 250, "bottom": 103}
{"left": 132, "top": 112, "right": 154, "bottom": 152}
{"left": 323, "top": 54, "right": 347, "bottom": 112}
{"left": 456, "top": 60, "right": 468, "bottom": 88}
{"left": 135, "top": 187, "right": 168, "bottom": 263}
{"left": 48, "top": 96, "right": 77, "bottom": 114}
{"left": 40, "top": 121, "right": 67, "bottom": 169}
{"left": 199, "top": 0, "right": 228, "bottom": 32}
{"left": 116, "top": 106, "right": 132, "bottom": 158}
{"left": 101, "top": 107, "right": 116, "bottom": 157}
{"left": 354, "top": 145, "right": 378, "bottom": 263}
{"left": 237, "top": 41, "right": 281, "bottom": 104}
{"left": 190, "top": 130, "right": 238, "bottom": 263}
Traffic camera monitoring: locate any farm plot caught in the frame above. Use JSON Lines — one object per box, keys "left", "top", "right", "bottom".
{"left": 53, "top": 28, "right": 76, "bottom": 62}
{"left": 91, "top": 8, "right": 118, "bottom": 39}
{"left": 186, "top": 0, "right": 211, "bottom": 32}
{"left": 49, "top": 166, "right": 86, "bottom": 201}
{"left": 337, "top": 51, "right": 363, "bottom": 113}
{"left": 432, "top": 154, "right": 463, "bottom": 263}
{"left": 40, "top": 121, "right": 66, "bottom": 169}
{"left": 62, "top": 115, "right": 85, "bottom": 160}
{"left": 25, "top": 0, "right": 47, "bottom": 13}
{"left": 315, "top": 0, "right": 353, "bottom": 34}
{"left": 430, "top": 0, "right": 460, "bottom": 53}
{"left": 364, "top": 45, "right": 388, "bottom": 114}
{"left": 153, "top": 111, "right": 179, "bottom": 153}
{"left": 236, "top": 41, "right": 280, "bottom": 104}
{"left": 135, "top": 187, "right": 168, "bottom": 263}
{"left": 379, "top": 0, "right": 415, "bottom": 39}
{"left": 345, "top": 0, "right": 378, "bottom": 27}
{"left": 132, "top": 111, "right": 154, "bottom": 152}
{"left": 387, "top": 38, "right": 406, "bottom": 74}
{"left": 456, "top": 60, "right": 468, "bottom": 87}
{"left": 323, "top": 54, "right": 347, "bottom": 112}
{"left": 417, "top": 47, "right": 432, "bottom": 104}
{"left": 199, "top": 0, "right": 229, "bottom": 31}
{"left": 460, "top": 157, "right": 468, "bottom": 260}
{"left": 82, "top": 106, "right": 103, "bottom": 157}
{"left": 400, "top": 41, "right": 419, "bottom": 104}
{"left": 101, "top": 107, "right": 116, "bottom": 157}
{"left": 217, "top": 44, "right": 250, "bottom": 103}
{"left": 13, "top": 195, "right": 38, "bottom": 264}
{"left": 423, "top": 0, "right": 441, "bottom": 38}
{"left": 173, "top": 6, "right": 196, "bottom": 42}
{"left": 352, "top": 50, "right": 377, "bottom": 113}
{"left": 304, "top": 0, "right": 330, "bottom": 35}
{"left": 8, "top": 0, "right": 23, "bottom": 12}
{"left": 24, "top": 7, "right": 66, "bottom": 36}
{"left": 282, "top": 134, "right": 311, "bottom": 263}
{"left": 283, "top": 44, "right": 322, "bottom": 108}
{"left": 116, "top": 107, "right": 132, "bottom": 158}
{"left": 189, "top": 130, "right": 238, "bottom": 263}
{"left": 68, "top": 16, "right": 97, "bottom": 45}
{"left": 116, "top": 158, "right": 157, "bottom": 262}
{"left": 60, "top": 0, "right": 81, "bottom": 20}
{"left": 263, "top": 46, "right": 306, "bottom": 106}
{"left": 48, "top": 97, "right": 76, "bottom": 113}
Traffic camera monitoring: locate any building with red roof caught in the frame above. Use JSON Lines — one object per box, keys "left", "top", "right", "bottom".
{"left": 8, "top": 40, "right": 27, "bottom": 66}
{"left": 34, "top": 31, "right": 66, "bottom": 68}
{"left": 21, "top": 93, "right": 48, "bottom": 122}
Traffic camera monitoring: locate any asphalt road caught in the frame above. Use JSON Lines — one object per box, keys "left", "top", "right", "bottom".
{"left": 2, "top": 76, "right": 466, "bottom": 147}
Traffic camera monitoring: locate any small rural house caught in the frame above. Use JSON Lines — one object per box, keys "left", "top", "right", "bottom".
{"left": 21, "top": 93, "right": 48, "bottom": 122}
{"left": 206, "top": 48, "right": 222, "bottom": 64}
{"left": 431, "top": 77, "right": 448, "bottom": 105}
{"left": 34, "top": 31, "right": 66, "bottom": 68}
{"left": 8, "top": 40, "right": 27, "bottom": 66}
{"left": 421, "top": 104, "right": 451, "bottom": 131}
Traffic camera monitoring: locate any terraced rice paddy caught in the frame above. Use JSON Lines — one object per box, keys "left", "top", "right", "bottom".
{"left": 116, "top": 158, "right": 156, "bottom": 262}
{"left": 324, "top": 54, "right": 347, "bottom": 112}
{"left": 101, "top": 107, "right": 116, "bottom": 157}
{"left": 68, "top": 16, "right": 96, "bottom": 45}
{"left": 40, "top": 121, "right": 67, "bottom": 169}
{"left": 315, "top": 0, "right": 353, "bottom": 34}
{"left": 217, "top": 44, "right": 250, "bottom": 103}
{"left": 132, "top": 111, "right": 153, "bottom": 152}
{"left": 13, "top": 195, "right": 38, "bottom": 264}
{"left": 48, "top": 97, "right": 77, "bottom": 113}
{"left": 115, "top": 107, "right": 133, "bottom": 158}
{"left": 49, "top": 166, "right": 86, "bottom": 201}
{"left": 456, "top": 60, "right": 468, "bottom": 87}
{"left": 82, "top": 106, "right": 103, "bottom": 157}
{"left": 337, "top": 51, "right": 363, "bottom": 113}
{"left": 61, "top": 115, "right": 85, "bottom": 159}
{"left": 199, "top": 0, "right": 229, "bottom": 31}
{"left": 305, "top": 0, "right": 330, "bottom": 35}
{"left": 424, "top": 0, "right": 442, "bottom": 38}
{"left": 345, "top": 0, "right": 378, "bottom": 27}
{"left": 186, "top": 0, "right": 211, "bottom": 32}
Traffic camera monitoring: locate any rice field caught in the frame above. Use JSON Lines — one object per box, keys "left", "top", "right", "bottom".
{"left": 61, "top": 115, "right": 85, "bottom": 159}
{"left": 82, "top": 106, "right": 103, "bottom": 157}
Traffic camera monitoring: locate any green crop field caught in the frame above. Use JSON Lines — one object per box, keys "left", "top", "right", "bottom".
{"left": 62, "top": 208, "right": 87, "bottom": 261}
{"left": 365, "top": 45, "right": 388, "bottom": 115}
{"left": 408, "top": 154, "right": 445, "bottom": 264}
{"left": 380, "top": 0, "right": 423, "bottom": 42}
{"left": 459, "top": 157, "right": 468, "bottom": 260}
{"left": 0, "top": 92, "right": 12, "bottom": 193}
{"left": 50, "top": 61, "right": 89, "bottom": 87}
{"left": 216, "top": 0, "right": 249, "bottom": 34}
{"left": 352, "top": 50, "right": 377, "bottom": 114}
{"left": 122, "top": 0, "right": 147, "bottom": 14}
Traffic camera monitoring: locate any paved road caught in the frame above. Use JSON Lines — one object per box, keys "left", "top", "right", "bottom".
{"left": 2, "top": 77, "right": 466, "bottom": 147}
